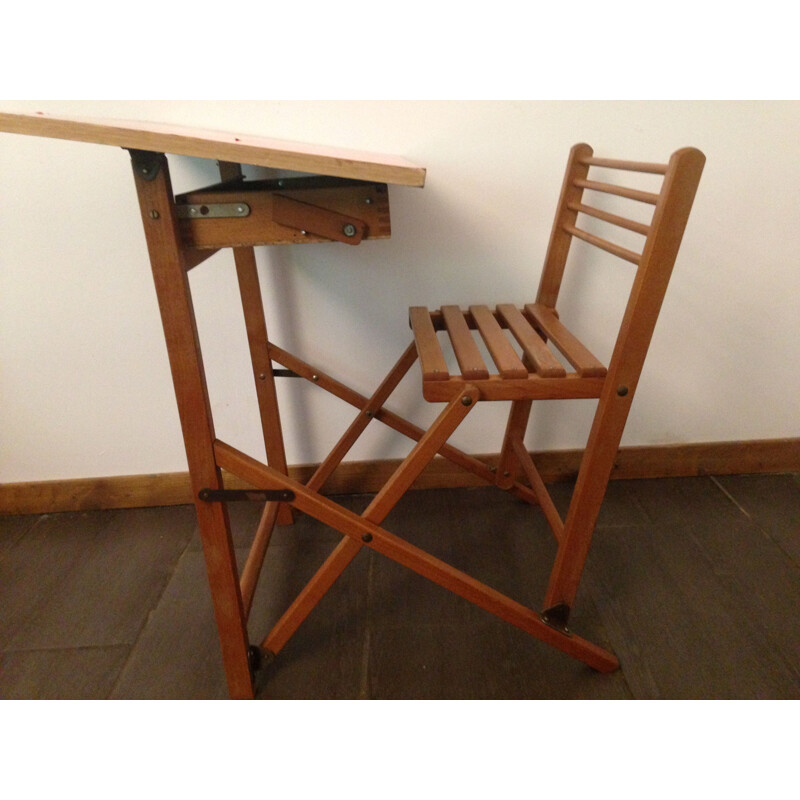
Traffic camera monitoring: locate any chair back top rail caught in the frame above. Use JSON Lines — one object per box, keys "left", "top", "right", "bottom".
{"left": 537, "top": 143, "right": 705, "bottom": 308}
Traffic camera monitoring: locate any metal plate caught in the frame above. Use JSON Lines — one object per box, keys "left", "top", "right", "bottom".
{"left": 176, "top": 202, "right": 250, "bottom": 219}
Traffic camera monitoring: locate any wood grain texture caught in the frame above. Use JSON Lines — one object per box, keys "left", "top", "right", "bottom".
{"left": 0, "top": 111, "right": 426, "bottom": 186}
{"left": 2, "top": 439, "right": 798, "bottom": 514}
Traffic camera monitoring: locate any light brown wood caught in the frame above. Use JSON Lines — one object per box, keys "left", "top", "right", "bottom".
{"left": 496, "top": 304, "right": 566, "bottom": 378}
{"left": 567, "top": 201, "right": 650, "bottom": 236}
{"left": 214, "top": 439, "right": 619, "bottom": 673}
{"left": 469, "top": 305, "right": 528, "bottom": 379}
{"left": 230, "top": 244, "right": 294, "bottom": 528}
{"left": 0, "top": 111, "right": 426, "bottom": 186}
{"left": 525, "top": 303, "right": 607, "bottom": 377}
{"left": 260, "top": 385, "right": 480, "bottom": 654}
{"left": 545, "top": 146, "right": 706, "bottom": 610}
{"left": 402, "top": 143, "right": 705, "bottom": 667}
{"left": 3, "top": 438, "right": 797, "bottom": 515}
{"left": 573, "top": 177, "right": 660, "bottom": 205}
{"left": 240, "top": 501, "right": 280, "bottom": 618}
{"left": 306, "top": 344, "right": 418, "bottom": 494}
{"left": 561, "top": 223, "right": 642, "bottom": 265}
{"left": 177, "top": 181, "right": 392, "bottom": 249}
{"left": 410, "top": 306, "right": 449, "bottom": 381}
{"left": 579, "top": 155, "right": 668, "bottom": 174}
{"left": 536, "top": 143, "right": 594, "bottom": 308}
{"left": 421, "top": 373, "right": 605, "bottom": 403}
{"left": 441, "top": 306, "right": 489, "bottom": 380}
{"left": 130, "top": 153, "right": 254, "bottom": 700}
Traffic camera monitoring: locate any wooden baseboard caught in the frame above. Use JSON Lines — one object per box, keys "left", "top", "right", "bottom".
{"left": 1, "top": 438, "right": 798, "bottom": 516}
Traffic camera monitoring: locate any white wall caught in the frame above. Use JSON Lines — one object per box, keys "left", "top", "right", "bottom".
{"left": 1, "top": 100, "right": 798, "bottom": 483}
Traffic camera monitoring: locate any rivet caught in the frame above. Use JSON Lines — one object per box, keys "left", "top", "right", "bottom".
{"left": 361, "top": 533, "right": 373, "bottom": 543}
{"left": 461, "top": 395, "right": 473, "bottom": 406}
{"left": 617, "top": 385, "right": 629, "bottom": 397}
{"left": 149, "top": 210, "right": 160, "bottom": 219}
{"left": 312, "top": 374, "right": 319, "bottom": 382}
{"left": 258, "top": 373, "right": 266, "bottom": 380}
{"left": 365, "top": 410, "right": 373, "bottom": 418}
{"left": 365, "top": 197, "right": 372, "bottom": 204}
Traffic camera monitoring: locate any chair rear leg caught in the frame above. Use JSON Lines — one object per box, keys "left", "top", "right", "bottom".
{"left": 544, "top": 383, "right": 633, "bottom": 615}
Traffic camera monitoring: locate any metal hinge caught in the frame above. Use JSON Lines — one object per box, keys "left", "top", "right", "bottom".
{"left": 540, "top": 603, "right": 571, "bottom": 635}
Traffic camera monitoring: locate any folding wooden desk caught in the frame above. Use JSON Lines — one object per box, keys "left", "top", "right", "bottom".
{"left": 0, "top": 111, "right": 426, "bottom": 698}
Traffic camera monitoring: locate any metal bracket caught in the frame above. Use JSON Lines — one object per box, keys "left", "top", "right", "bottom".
{"left": 540, "top": 603, "right": 572, "bottom": 635}
{"left": 128, "top": 149, "right": 162, "bottom": 181}
{"left": 198, "top": 488, "right": 294, "bottom": 503}
{"left": 272, "top": 193, "right": 367, "bottom": 245}
{"left": 175, "top": 202, "right": 251, "bottom": 219}
{"left": 272, "top": 368, "right": 301, "bottom": 378}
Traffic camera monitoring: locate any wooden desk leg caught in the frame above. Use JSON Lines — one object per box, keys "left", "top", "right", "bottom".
{"left": 218, "top": 162, "right": 293, "bottom": 526}
{"left": 130, "top": 151, "right": 253, "bottom": 699}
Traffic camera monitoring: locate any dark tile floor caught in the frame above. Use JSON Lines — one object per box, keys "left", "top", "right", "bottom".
{"left": 1, "top": 473, "right": 798, "bottom": 699}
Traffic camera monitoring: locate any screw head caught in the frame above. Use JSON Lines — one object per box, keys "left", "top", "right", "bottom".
{"left": 149, "top": 210, "right": 160, "bottom": 219}
{"left": 343, "top": 223, "right": 357, "bottom": 238}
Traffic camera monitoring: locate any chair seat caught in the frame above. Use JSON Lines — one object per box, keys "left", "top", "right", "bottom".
{"left": 410, "top": 303, "right": 608, "bottom": 402}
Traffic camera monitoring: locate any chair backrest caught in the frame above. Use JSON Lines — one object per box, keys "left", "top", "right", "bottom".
{"left": 535, "top": 143, "right": 705, "bottom": 392}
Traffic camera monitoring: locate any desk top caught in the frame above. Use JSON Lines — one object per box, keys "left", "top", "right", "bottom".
{"left": 0, "top": 111, "right": 426, "bottom": 187}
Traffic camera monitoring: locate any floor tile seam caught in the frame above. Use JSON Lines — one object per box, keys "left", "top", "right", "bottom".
{"left": 709, "top": 475, "right": 800, "bottom": 568}
{"left": 1, "top": 642, "right": 131, "bottom": 656}
{"left": 357, "top": 550, "right": 376, "bottom": 699}
{"left": 679, "top": 522, "right": 800, "bottom": 682}
{"left": 106, "top": 538, "right": 195, "bottom": 699}
{"left": 578, "top": 574, "right": 657, "bottom": 700}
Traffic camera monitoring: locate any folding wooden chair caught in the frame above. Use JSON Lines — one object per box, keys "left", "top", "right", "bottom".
{"left": 218, "top": 142, "right": 705, "bottom": 694}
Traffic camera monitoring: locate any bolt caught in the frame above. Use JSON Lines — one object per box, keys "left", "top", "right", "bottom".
{"left": 343, "top": 223, "right": 357, "bottom": 237}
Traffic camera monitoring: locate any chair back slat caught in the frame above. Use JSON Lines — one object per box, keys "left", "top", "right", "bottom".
{"left": 567, "top": 201, "right": 650, "bottom": 236}
{"left": 536, "top": 143, "right": 705, "bottom": 328}
{"left": 561, "top": 223, "right": 642, "bottom": 265}
{"left": 573, "top": 177, "right": 660, "bottom": 205}
{"left": 579, "top": 155, "right": 668, "bottom": 174}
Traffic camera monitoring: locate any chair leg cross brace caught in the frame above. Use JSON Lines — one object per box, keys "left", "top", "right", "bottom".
{"left": 214, "top": 434, "right": 620, "bottom": 675}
